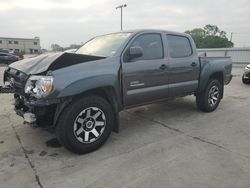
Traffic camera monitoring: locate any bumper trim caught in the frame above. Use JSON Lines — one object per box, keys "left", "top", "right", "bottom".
{"left": 24, "top": 98, "right": 62, "bottom": 107}
{"left": 0, "top": 86, "right": 15, "bottom": 94}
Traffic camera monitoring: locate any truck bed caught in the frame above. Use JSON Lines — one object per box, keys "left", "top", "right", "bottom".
{"left": 199, "top": 56, "right": 232, "bottom": 85}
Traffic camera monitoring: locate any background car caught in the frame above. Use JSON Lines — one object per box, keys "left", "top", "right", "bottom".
{"left": 12, "top": 52, "right": 24, "bottom": 60}
{"left": 242, "top": 64, "right": 250, "bottom": 84}
{"left": 0, "top": 52, "right": 20, "bottom": 65}
{"left": 0, "top": 49, "right": 9, "bottom": 53}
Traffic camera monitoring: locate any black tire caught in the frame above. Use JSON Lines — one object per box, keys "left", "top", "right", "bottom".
{"left": 242, "top": 75, "right": 250, "bottom": 84}
{"left": 56, "top": 95, "right": 114, "bottom": 154}
{"left": 196, "top": 79, "right": 222, "bottom": 112}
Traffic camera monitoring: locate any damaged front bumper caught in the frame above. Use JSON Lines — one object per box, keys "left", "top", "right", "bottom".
{"left": 13, "top": 94, "right": 61, "bottom": 125}
{"left": 0, "top": 86, "right": 39, "bottom": 124}
{"left": 2, "top": 67, "right": 61, "bottom": 126}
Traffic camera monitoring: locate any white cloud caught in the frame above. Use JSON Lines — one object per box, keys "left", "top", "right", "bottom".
{"left": 0, "top": 0, "right": 249, "bottom": 48}
{"left": 0, "top": 0, "right": 102, "bottom": 10}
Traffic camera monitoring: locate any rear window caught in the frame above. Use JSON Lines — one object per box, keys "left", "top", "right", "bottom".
{"left": 167, "top": 35, "right": 192, "bottom": 58}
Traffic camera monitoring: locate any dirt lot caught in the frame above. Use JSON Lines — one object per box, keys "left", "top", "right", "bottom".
{"left": 0, "top": 65, "right": 250, "bottom": 188}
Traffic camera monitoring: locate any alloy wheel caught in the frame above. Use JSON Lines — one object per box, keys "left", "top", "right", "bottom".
{"left": 73, "top": 107, "right": 106, "bottom": 143}
{"left": 208, "top": 85, "right": 219, "bottom": 107}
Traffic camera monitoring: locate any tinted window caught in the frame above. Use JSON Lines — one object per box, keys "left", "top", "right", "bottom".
{"left": 130, "top": 34, "right": 163, "bottom": 61}
{"left": 167, "top": 35, "right": 192, "bottom": 58}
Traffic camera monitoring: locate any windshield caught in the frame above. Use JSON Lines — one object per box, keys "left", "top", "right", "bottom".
{"left": 76, "top": 33, "right": 131, "bottom": 57}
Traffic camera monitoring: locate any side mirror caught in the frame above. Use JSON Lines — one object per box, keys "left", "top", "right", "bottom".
{"left": 129, "top": 46, "right": 143, "bottom": 60}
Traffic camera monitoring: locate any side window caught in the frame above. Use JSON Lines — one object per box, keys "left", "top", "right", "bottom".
{"left": 167, "top": 35, "right": 192, "bottom": 58}
{"left": 129, "top": 34, "right": 163, "bottom": 61}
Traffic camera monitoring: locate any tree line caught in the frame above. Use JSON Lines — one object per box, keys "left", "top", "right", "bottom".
{"left": 51, "top": 44, "right": 82, "bottom": 52}
{"left": 185, "top": 24, "right": 233, "bottom": 48}
{"left": 51, "top": 24, "right": 233, "bottom": 51}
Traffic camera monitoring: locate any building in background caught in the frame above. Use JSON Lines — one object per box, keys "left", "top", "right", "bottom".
{"left": 0, "top": 37, "right": 41, "bottom": 54}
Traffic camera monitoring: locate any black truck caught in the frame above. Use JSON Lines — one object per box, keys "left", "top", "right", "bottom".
{"left": 1, "top": 30, "right": 232, "bottom": 154}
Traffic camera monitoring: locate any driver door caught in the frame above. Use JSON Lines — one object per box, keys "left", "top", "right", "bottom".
{"left": 121, "top": 33, "right": 169, "bottom": 107}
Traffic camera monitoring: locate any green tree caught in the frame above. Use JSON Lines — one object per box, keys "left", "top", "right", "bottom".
{"left": 185, "top": 28, "right": 205, "bottom": 48}
{"left": 63, "top": 44, "right": 82, "bottom": 51}
{"left": 51, "top": 43, "right": 82, "bottom": 52}
{"left": 185, "top": 24, "right": 233, "bottom": 48}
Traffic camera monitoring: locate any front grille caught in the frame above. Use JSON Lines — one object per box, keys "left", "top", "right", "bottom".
{"left": 4, "top": 67, "right": 28, "bottom": 95}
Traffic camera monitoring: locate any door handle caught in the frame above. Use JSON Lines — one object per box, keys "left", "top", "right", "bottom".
{"left": 191, "top": 62, "right": 197, "bottom": 67}
{"left": 159, "top": 64, "right": 167, "bottom": 70}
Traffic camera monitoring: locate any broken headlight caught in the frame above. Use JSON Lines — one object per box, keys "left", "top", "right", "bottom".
{"left": 24, "top": 76, "right": 54, "bottom": 98}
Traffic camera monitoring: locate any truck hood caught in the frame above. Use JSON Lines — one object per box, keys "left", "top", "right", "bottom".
{"left": 9, "top": 52, "right": 106, "bottom": 75}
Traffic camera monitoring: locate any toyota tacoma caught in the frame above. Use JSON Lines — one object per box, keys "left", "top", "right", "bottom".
{"left": 1, "top": 30, "right": 232, "bottom": 154}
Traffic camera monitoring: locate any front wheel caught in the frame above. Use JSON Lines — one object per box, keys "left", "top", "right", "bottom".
{"left": 196, "top": 79, "right": 223, "bottom": 112}
{"left": 56, "top": 95, "right": 114, "bottom": 154}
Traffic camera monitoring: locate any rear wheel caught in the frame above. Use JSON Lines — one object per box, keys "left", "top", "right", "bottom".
{"left": 196, "top": 79, "right": 222, "bottom": 112}
{"left": 56, "top": 95, "right": 114, "bottom": 154}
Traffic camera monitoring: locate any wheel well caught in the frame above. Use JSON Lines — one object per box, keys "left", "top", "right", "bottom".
{"left": 73, "top": 86, "right": 117, "bottom": 106}
{"left": 54, "top": 86, "right": 120, "bottom": 132}
{"left": 71, "top": 86, "right": 120, "bottom": 133}
{"left": 209, "top": 72, "right": 223, "bottom": 85}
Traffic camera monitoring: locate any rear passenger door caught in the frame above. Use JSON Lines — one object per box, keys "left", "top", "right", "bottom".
{"left": 166, "top": 34, "right": 199, "bottom": 97}
{"left": 122, "top": 33, "right": 169, "bottom": 107}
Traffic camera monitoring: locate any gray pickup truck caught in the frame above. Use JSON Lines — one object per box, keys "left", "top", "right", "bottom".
{"left": 1, "top": 30, "right": 232, "bottom": 154}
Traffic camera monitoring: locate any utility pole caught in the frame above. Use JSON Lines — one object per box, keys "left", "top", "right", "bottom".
{"left": 230, "top": 32, "right": 233, "bottom": 42}
{"left": 115, "top": 4, "right": 127, "bottom": 31}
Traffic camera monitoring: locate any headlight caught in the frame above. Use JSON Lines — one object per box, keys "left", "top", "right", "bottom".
{"left": 25, "top": 76, "right": 54, "bottom": 98}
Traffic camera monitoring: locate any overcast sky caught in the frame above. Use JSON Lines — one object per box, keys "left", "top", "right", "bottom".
{"left": 0, "top": 0, "right": 250, "bottom": 49}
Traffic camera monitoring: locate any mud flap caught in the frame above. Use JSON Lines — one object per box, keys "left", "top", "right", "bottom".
{"left": 0, "top": 86, "right": 15, "bottom": 94}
